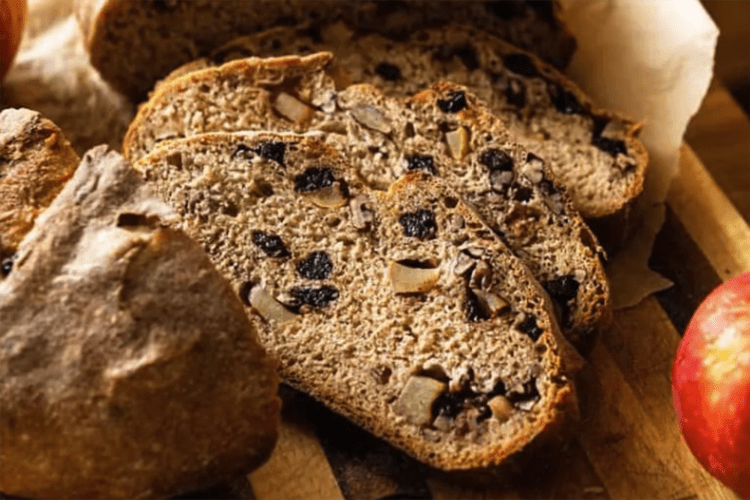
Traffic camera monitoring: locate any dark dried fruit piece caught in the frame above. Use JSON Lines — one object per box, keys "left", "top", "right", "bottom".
{"left": 592, "top": 136, "right": 627, "bottom": 158}
{"left": 297, "top": 251, "right": 333, "bottom": 280}
{"left": 518, "top": 314, "right": 544, "bottom": 341}
{"left": 375, "top": 62, "right": 402, "bottom": 81}
{"left": 294, "top": 167, "right": 335, "bottom": 192}
{"left": 252, "top": 231, "right": 290, "bottom": 258}
{"left": 504, "top": 53, "right": 540, "bottom": 78}
{"left": 432, "top": 391, "right": 467, "bottom": 419}
{"left": 480, "top": 149, "right": 514, "bottom": 172}
{"left": 591, "top": 117, "right": 627, "bottom": 157}
{"left": 399, "top": 209, "right": 437, "bottom": 239}
{"left": 291, "top": 286, "right": 339, "bottom": 307}
{"left": 544, "top": 276, "right": 580, "bottom": 327}
{"left": 406, "top": 155, "right": 436, "bottom": 175}
{"left": 548, "top": 84, "right": 587, "bottom": 115}
{"left": 437, "top": 91, "right": 468, "bottom": 113}
{"left": 1, "top": 255, "right": 15, "bottom": 277}
{"left": 513, "top": 186, "right": 534, "bottom": 202}
{"left": 259, "top": 141, "right": 287, "bottom": 166}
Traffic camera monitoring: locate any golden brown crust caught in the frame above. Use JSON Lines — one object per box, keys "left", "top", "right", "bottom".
{"left": 0, "top": 146, "right": 280, "bottom": 499}
{"left": 0, "top": 108, "right": 80, "bottom": 261}
{"left": 122, "top": 51, "right": 337, "bottom": 161}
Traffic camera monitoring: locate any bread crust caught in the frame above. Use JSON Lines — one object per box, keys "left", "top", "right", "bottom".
{"left": 0, "top": 146, "right": 280, "bottom": 499}
{"left": 0, "top": 108, "right": 80, "bottom": 262}
{"left": 74, "top": 0, "right": 576, "bottom": 101}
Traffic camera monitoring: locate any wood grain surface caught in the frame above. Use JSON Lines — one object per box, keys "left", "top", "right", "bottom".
{"left": 169, "top": 81, "right": 750, "bottom": 500}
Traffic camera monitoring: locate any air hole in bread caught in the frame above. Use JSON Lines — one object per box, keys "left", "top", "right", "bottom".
{"left": 443, "top": 196, "right": 459, "bottom": 209}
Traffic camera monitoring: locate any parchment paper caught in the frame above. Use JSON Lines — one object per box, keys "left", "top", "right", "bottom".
{"left": 560, "top": 0, "right": 719, "bottom": 308}
{"left": 1, "top": 0, "right": 719, "bottom": 309}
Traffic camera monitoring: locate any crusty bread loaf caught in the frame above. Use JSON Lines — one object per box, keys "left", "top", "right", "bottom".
{"left": 0, "top": 146, "right": 280, "bottom": 499}
{"left": 74, "top": 0, "right": 575, "bottom": 101}
{"left": 123, "top": 54, "right": 610, "bottom": 344}
{"left": 170, "top": 24, "right": 647, "bottom": 222}
{"left": 0, "top": 108, "right": 79, "bottom": 267}
{"left": 133, "top": 130, "right": 580, "bottom": 471}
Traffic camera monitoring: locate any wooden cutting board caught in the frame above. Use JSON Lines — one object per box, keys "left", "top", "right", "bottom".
{"left": 175, "top": 85, "right": 749, "bottom": 500}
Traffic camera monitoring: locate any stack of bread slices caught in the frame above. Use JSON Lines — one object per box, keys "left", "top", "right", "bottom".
{"left": 81, "top": 0, "right": 648, "bottom": 480}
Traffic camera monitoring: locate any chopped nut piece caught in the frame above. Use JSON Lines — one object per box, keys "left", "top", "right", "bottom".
{"left": 471, "top": 289, "right": 510, "bottom": 317}
{"left": 523, "top": 154, "right": 545, "bottom": 183}
{"left": 393, "top": 376, "right": 446, "bottom": 426}
{"left": 490, "top": 169, "right": 514, "bottom": 191}
{"left": 307, "top": 181, "right": 348, "bottom": 208}
{"left": 273, "top": 92, "right": 314, "bottom": 124}
{"left": 453, "top": 252, "right": 476, "bottom": 276}
{"left": 350, "top": 106, "right": 392, "bottom": 134}
{"left": 389, "top": 261, "right": 440, "bottom": 294}
{"left": 249, "top": 285, "right": 298, "bottom": 324}
{"left": 350, "top": 194, "right": 373, "bottom": 229}
{"left": 469, "top": 260, "right": 491, "bottom": 289}
{"left": 488, "top": 395, "right": 514, "bottom": 422}
{"left": 445, "top": 127, "right": 469, "bottom": 160}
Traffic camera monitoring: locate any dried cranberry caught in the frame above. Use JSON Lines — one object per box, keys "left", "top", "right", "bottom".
{"left": 406, "top": 155, "right": 436, "bottom": 175}
{"left": 480, "top": 149, "right": 514, "bottom": 172}
{"left": 294, "top": 167, "right": 335, "bottom": 192}
{"left": 437, "top": 91, "right": 468, "bottom": 113}
{"left": 399, "top": 209, "right": 437, "bottom": 239}
{"left": 252, "top": 231, "right": 290, "bottom": 258}
{"left": 504, "top": 53, "right": 540, "bottom": 78}
{"left": 291, "top": 286, "right": 339, "bottom": 307}
{"left": 297, "top": 251, "right": 333, "bottom": 280}
{"left": 375, "top": 62, "right": 402, "bottom": 81}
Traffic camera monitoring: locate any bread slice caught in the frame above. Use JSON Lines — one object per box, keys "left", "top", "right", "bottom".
{"left": 170, "top": 24, "right": 648, "bottom": 222}
{"left": 0, "top": 146, "right": 279, "bottom": 499}
{"left": 123, "top": 54, "right": 610, "bottom": 344}
{"left": 133, "top": 130, "right": 579, "bottom": 471}
{"left": 0, "top": 108, "right": 80, "bottom": 266}
{"left": 74, "top": 0, "right": 575, "bottom": 101}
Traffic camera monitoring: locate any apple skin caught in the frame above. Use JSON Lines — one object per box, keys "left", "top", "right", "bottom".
{"left": 0, "top": 0, "right": 27, "bottom": 82}
{"left": 672, "top": 272, "right": 750, "bottom": 498}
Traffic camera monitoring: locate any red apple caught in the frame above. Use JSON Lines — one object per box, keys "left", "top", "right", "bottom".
{"left": 0, "top": 0, "right": 26, "bottom": 82}
{"left": 672, "top": 272, "right": 750, "bottom": 498}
